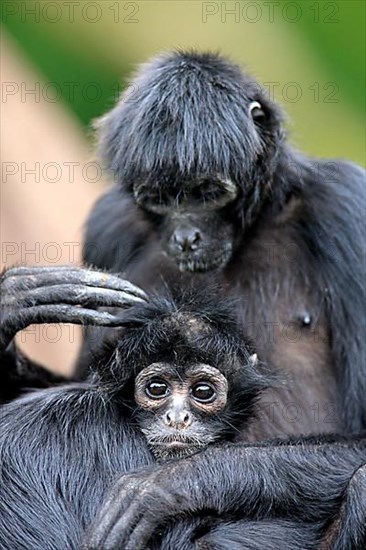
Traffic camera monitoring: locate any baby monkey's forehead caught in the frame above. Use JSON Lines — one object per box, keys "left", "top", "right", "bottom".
{"left": 158, "top": 312, "right": 242, "bottom": 369}
{"left": 162, "top": 312, "right": 212, "bottom": 340}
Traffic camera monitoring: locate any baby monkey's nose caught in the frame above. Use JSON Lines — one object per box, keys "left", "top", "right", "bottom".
{"left": 165, "top": 409, "right": 192, "bottom": 428}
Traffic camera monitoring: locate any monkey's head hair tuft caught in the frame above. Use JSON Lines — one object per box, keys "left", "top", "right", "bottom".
{"left": 96, "top": 49, "right": 285, "bottom": 220}
{"left": 94, "top": 282, "right": 272, "bottom": 419}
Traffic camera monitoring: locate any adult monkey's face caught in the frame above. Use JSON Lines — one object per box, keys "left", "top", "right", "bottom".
{"left": 97, "top": 51, "right": 285, "bottom": 272}
{"left": 134, "top": 175, "right": 238, "bottom": 272}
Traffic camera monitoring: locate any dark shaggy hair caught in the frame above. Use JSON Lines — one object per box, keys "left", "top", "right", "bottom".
{"left": 96, "top": 50, "right": 285, "bottom": 216}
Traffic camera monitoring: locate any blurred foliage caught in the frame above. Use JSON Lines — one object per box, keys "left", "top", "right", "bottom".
{"left": 293, "top": 0, "right": 365, "bottom": 113}
{"left": 2, "top": 0, "right": 365, "bottom": 164}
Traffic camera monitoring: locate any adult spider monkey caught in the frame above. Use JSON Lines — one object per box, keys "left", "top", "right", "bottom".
{"left": 80, "top": 49, "right": 366, "bottom": 547}
{"left": 84, "top": 50, "right": 366, "bottom": 437}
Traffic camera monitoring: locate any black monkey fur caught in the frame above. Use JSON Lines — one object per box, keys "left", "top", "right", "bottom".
{"left": 84, "top": 50, "right": 366, "bottom": 438}
{"left": 79, "top": 50, "right": 366, "bottom": 547}
{"left": 1, "top": 286, "right": 365, "bottom": 550}
{"left": 1, "top": 50, "right": 365, "bottom": 548}
{"left": 0, "top": 287, "right": 281, "bottom": 548}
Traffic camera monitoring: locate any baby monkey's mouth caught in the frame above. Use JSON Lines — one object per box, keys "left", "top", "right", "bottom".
{"left": 150, "top": 434, "right": 202, "bottom": 447}
{"left": 151, "top": 441, "right": 203, "bottom": 462}
{"left": 164, "top": 439, "right": 194, "bottom": 450}
{"left": 143, "top": 431, "right": 209, "bottom": 461}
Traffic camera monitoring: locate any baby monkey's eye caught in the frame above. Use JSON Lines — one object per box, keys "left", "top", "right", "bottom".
{"left": 145, "top": 379, "right": 169, "bottom": 399}
{"left": 191, "top": 382, "right": 216, "bottom": 403}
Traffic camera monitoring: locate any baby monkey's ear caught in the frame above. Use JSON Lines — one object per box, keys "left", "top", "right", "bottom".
{"left": 248, "top": 353, "right": 258, "bottom": 367}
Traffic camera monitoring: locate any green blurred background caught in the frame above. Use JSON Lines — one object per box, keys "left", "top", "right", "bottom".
{"left": 2, "top": 0, "right": 365, "bottom": 164}
{"left": 1, "top": 0, "right": 364, "bottom": 373}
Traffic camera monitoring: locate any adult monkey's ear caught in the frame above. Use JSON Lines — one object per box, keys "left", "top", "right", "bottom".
{"left": 248, "top": 353, "right": 258, "bottom": 367}
{"left": 215, "top": 176, "right": 238, "bottom": 206}
{"left": 249, "top": 101, "right": 267, "bottom": 124}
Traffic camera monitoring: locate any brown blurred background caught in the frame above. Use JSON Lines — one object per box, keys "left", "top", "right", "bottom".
{"left": 1, "top": 0, "right": 365, "bottom": 375}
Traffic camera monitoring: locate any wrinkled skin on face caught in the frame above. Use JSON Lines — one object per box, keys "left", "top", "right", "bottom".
{"left": 164, "top": 208, "right": 235, "bottom": 273}
{"left": 133, "top": 177, "right": 238, "bottom": 272}
{"left": 134, "top": 362, "right": 229, "bottom": 461}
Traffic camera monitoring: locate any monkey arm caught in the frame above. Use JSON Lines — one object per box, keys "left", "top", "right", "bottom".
{"left": 155, "top": 516, "right": 322, "bottom": 550}
{"left": 0, "top": 265, "right": 148, "bottom": 400}
{"left": 84, "top": 436, "right": 366, "bottom": 550}
{"left": 0, "top": 385, "right": 155, "bottom": 550}
{"left": 83, "top": 186, "right": 148, "bottom": 273}
{"left": 302, "top": 159, "right": 366, "bottom": 432}
{"left": 321, "top": 462, "right": 366, "bottom": 549}
{"left": 0, "top": 342, "right": 68, "bottom": 403}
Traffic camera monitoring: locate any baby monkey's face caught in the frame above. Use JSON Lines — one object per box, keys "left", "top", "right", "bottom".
{"left": 134, "top": 363, "right": 228, "bottom": 462}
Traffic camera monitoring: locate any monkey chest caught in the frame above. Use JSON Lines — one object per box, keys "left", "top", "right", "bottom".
{"left": 227, "top": 230, "right": 341, "bottom": 436}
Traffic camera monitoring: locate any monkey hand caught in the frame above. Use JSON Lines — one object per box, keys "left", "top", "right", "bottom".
{"left": 0, "top": 265, "right": 148, "bottom": 351}
{"left": 84, "top": 462, "right": 195, "bottom": 550}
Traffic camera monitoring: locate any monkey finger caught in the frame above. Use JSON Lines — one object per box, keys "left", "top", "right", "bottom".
{"left": 0, "top": 305, "right": 126, "bottom": 351}
{"left": 101, "top": 500, "right": 144, "bottom": 550}
{"left": 2, "top": 266, "right": 148, "bottom": 302}
{"left": 85, "top": 507, "right": 134, "bottom": 549}
{"left": 25, "top": 304, "right": 127, "bottom": 326}
{"left": 104, "top": 483, "right": 174, "bottom": 550}
{"left": 124, "top": 517, "right": 156, "bottom": 550}
{"left": 3, "top": 284, "right": 146, "bottom": 308}
{"left": 84, "top": 480, "right": 141, "bottom": 549}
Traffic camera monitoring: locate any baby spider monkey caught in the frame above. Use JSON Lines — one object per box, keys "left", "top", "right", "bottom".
{"left": 0, "top": 284, "right": 270, "bottom": 550}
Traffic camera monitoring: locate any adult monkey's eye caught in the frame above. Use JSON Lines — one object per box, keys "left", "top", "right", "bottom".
{"left": 249, "top": 101, "right": 266, "bottom": 122}
{"left": 145, "top": 379, "right": 169, "bottom": 399}
{"left": 191, "top": 383, "right": 216, "bottom": 403}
